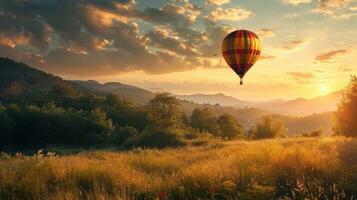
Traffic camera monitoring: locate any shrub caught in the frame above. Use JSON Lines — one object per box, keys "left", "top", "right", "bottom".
{"left": 249, "top": 116, "right": 286, "bottom": 139}
{"left": 217, "top": 114, "right": 243, "bottom": 140}
{"left": 310, "top": 129, "right": 323, "bottom": 137}
{"left": 190, "top": 108, "right": 219, "bottom": 135}
{"left": 110, "top": 126, "right": 139, "bottom": 145}
{"left": 125, "top": 129, "right": 185, "bottom": 149}
{"left": 146, "top": 93, "right": 184, "bottom": 132}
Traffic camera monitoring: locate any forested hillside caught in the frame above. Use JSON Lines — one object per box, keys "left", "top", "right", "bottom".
{"left": 0, "top": 58, "right": 334, "bottom": 151}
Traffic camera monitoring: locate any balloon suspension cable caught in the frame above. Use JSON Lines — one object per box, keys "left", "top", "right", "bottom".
{"left": 240, "top": 78, "right": 243, "bottom": 85}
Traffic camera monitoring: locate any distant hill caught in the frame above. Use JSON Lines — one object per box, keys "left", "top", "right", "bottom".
{"left": 0, "top": 57, "right": 154, "bottom": 105}
{"left": 0, "top": 57, "right": 74, "bottom": 102}
{"left": 270, "top": 112, "right": 334, "bottom": 135}
{"left": 249, "top": 91, "right": 342, "bottom": 116}
{"left": 176, "top": 91, "right": 342, "bottom": 116}
{"left": 73, "top": 80, "right": 155, "bottom": 104}
{"left": 176, "top": 93, "right": 247, "bottom": 107}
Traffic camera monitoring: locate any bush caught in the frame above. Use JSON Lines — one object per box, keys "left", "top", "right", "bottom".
{"left": 302, "top": 129, "right": 323, "bottom": 137}
{"left": 125, "top": 129, "right": 185, "bottom": 149}
{"left": 310, "top": 130, "right": 323, "bottom": 137}
{"left": 249, "top": 116, "right": 286, "bottom": 139}
{"left": 190, "top": 108, "right": 219, "bottom": 135}
{"left": 146, "top": 93, "right": 184, "bottom": 132}
{"left": 110, "top": 126, "right": 139, "bottom": 145}
{"left": 0, "top": 103, "right": 114, "bottom": 149}
{"left": 217, "top": 114, "right": 243, "bottom": 140}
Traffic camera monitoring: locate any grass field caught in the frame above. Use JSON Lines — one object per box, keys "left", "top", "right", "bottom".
{"left": 1, "top": 137, "right": 357, "bottom": 199}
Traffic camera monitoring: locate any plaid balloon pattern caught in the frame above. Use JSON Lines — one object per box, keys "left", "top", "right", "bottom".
{"left": 222, "top": 30, "right": 261, "bottom": 81}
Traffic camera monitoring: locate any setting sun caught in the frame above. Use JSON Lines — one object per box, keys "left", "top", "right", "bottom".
{"left": 320, "top": 85, "right": 330, "bottom": 95}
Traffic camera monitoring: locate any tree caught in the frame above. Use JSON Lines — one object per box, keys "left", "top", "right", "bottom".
{"left": 249, "top": 116, "right": 286, "bottom": 139}
{"left": 111, "top": 126, "right": 139, "bottom": 146}
{"left": 128, "top": 93, "right": 186, "bottom": 148}
{"left": 335, "top": 76, "right": 357, "bottom": 137}
{"left": 217, "top": 114, "right": 243, "bottom": 139}
{"left": 190, "top": 108, "right": 219, "bottom": 135}
{"left": 103, "top": 94, "right": 147, "bottom": 131}
{"left": 0, "top": 105, "right": 15, "bottom": 148}
{"left": 146, "top": 93, "right": 184, "bottom": 133}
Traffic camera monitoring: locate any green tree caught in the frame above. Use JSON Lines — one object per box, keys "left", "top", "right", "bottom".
{"left": 103, "top": 94, "right": 147, "bottom": 131}
{"left": 217, "top": 114, "right": 243, "bottom": 140}
{"left": 111, "top": 126, "right": 139, "bottom": 146}
{"left": 190, "top": 108, "right": 219, "bottom": 135}
{"left": 48, "top": 84, "right": 78, "bottom": 106}
{"left": 129, "top": 93, "right": 186, "bottom": 148}
{"left": 146, "top": 93, "right": 184, "bottom": 133}
{"left": 249, "top": 116, "right": 286, "bottom": 139}
{"left": 335, "top": 76, "right": 357, "bottom": 137}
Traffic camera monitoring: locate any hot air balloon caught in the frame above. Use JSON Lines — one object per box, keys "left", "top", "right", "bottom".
{"left": 222, "top": 30, "right": 261, "bottom": 85}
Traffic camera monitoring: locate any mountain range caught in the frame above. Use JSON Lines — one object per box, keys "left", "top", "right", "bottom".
{"left": 0, "top": 57, "right": 336, "bottom": 134}
{"left": 73, "top": 80, "right": 154, "bottom": 104}
{"left": 177, "top": 91, "right": 342, "bottom": 116}
{"left": 0, "top": 57, "right": 341, "bottom": 117}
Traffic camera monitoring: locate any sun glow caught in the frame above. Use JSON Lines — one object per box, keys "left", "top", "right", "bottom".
{"left": 320, "top": 85, "right": 330, "bottom": 95}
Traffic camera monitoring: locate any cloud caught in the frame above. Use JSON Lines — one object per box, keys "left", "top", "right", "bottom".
{"left": 259, "top": 54, "right": 276, "bottom": 60}
{"left": 206, "top": 0, "right": 230, "bottom": 5}
{"left": 313, "top": 0, "right": 356, "bottom": 19}
{"left": 283, "top": 0, "right": 312, "bottom": 5}
{"left": 0, "top": 33, "right": 30, "bottom": 48}
{"left": 144, "top": 26, "right": 200, "bottom": 56}
{"left": 199, "top": 26, "right": 232, "bottom": 57}
{"left": 285, "top": 12, "right": 300, "bottom": 18}
{"left": 256, "top": 29, "right": 275, "bottom": 38}
{"left": 208, "top": 7, "right": 253, "bottom": 22}
{"left": 138, "top": 1, "right": 200, "bottom": 25}
{"left": 0, "top": 0, "right": 216, "bottom": 76}
{"left": 275, "top": 39, "right": 308, "bottom": 52}
{"left": 338, "top": 66, "right": 352, "bottom": 72}
{"left": 314, "top": 49, "right": 353, "bottom": 63}
{"left": 314, "top": 69, "right": 326, "bottom": 73}
{"left": 286, "top": 72, "right": 316, "bottom": 84}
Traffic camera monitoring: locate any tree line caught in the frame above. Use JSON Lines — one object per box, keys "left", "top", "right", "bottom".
{"left": 1, "top": 75, "right": 356, "bottom": 150}
{"left": 0, "top": 82, "right": 289, "bottom": 150}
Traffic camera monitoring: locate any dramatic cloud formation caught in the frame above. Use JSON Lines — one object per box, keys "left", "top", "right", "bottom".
{"left": 0, "top": 0, "right": 355, "bottom": 100}
{"left": 314, "top": 49, "right": 352, "bottom": 63}
{"left": 0, "top": 0, "right": 228, "bottom": 76}
{"left": 286, "top": 72, "right": 316, "bottom": 84}
{"left": 283, "top": 0, "right": 312, "bottom": 5}
{"left": 208, "top": 7, "right": 253, "bottom": 22}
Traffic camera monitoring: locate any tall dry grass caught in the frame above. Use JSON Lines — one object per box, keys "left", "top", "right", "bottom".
{"left": 1, "top": 137, "right": 357, "bottom": 199}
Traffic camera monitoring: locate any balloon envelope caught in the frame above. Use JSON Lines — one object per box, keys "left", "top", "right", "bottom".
{"left": 222, "top": 30, "right": 261, "bottom": 84}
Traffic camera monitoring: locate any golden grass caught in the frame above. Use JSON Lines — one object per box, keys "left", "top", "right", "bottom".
{"left": 1, "top": 137, "right": 357, "bottom": 199}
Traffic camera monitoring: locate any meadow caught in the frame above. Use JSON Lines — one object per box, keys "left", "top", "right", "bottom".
{"left": 1, "top": 137, "right": 356, "bottom": 200}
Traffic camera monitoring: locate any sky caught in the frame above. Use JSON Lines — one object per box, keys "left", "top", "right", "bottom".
{"left": 0, "top": 0, "right": 356, "bottom": 100}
